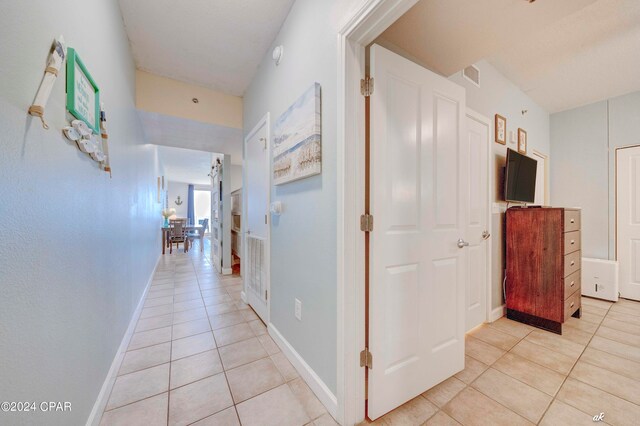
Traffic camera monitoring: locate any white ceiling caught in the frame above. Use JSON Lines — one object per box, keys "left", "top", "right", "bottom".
{"left": 489, "top": 0, "right": 640, "bottom": 113}
{"left": 157, "top": 145, "right": 213, "bottom": 185}
{"left": 118, "top": 0, "right": 295, "bottom": 96}
{"left": 139, "top": 110, "right": 243, "bottom": 164}
{"left": 377, "top": 0, "right": 640, "bottom": 113}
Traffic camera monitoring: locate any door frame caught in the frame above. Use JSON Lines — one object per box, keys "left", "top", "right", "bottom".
{"left": 466, "top": 108, "right": 493, "bottom": 329}
{"left": 532, "top": 149, "right": 550, "bottom": 206}
{"left": 241, "top": 112, "right": 271, "bottom": 324}
{"left": 336, "top": 1, "right": 425, "bottom": 424}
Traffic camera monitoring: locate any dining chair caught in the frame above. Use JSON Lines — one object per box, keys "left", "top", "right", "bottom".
{"left": 169, "top": 219, "right": 187, "bottom": 253}
{"left": 188, "top": 218, "right": 208, "bottom": 253}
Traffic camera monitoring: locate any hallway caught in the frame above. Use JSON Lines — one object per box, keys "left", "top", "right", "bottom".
{"left": 100, "top": 243, "right": 335, "bottom": 426}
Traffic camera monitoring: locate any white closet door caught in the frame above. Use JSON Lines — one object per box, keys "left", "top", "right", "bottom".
{"left": 617, "top": 146, "right": 640, "bottom": 301}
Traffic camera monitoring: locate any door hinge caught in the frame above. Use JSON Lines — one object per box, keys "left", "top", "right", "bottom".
{"left": 265, "top": 289, "right": 268, "bottom": 300}
{"left": 360, "top": 214, "right": 374, "bottom": 232}
{"left": 360, "top": 348, "right": 373, "bottom": 369}
{"left": 360, "top": 77, "right": 374, "bottom": 97}
{"left": 265, "top": 214, "right": 268, "bottom": 224}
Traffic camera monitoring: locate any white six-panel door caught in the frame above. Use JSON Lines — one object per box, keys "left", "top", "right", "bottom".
{"left": 465, "top": 112, "right": 490, "bottom": 332}
{"left": 368, "top": 45, "right": 468, "bottom": 420}
{"left": 244, "top": 116, "right": 270, "bottom": 322}
{"left": 616, "top": 146, "right": 640, "bottom": 301}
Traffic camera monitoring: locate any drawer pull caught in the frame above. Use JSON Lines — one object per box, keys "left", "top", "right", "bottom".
{"left": 571, "top": 281, "right": 575, "bottom": 287}
{"left": 571, "top": 261, "right": 575, "bottom": 266}
{"left": 570, "top": 219, "right": 575, "bottom": 223}
{"left": 570, "top": 302, "right": 575, "bottom": 308}
{"left": 571, "top": 240, "right": 575, "bottom": 245}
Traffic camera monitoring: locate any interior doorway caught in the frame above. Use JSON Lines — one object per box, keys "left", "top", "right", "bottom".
{"left": 465, "top": 110, "right": 492, "bottom": 332}
{"left": 243, "top": 114, "right": 271, "bottom": 323}
{"left": 532, "top": 150, "right": 549, "bottom": 206}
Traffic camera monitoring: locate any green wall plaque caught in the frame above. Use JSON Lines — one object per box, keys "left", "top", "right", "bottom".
{"left": 66, "top": 48, "right": 100, "bottom": 134}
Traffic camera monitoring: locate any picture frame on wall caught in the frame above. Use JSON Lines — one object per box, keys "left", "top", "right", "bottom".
{"left": 518, "top": 128, "right": 527, "bottom": 154}
{"left": 494, "top": 114, "right": 506, "bottom": 145}
{"left": 66, "top": 48, "right": 101, "bottom": 134}
{"left": 273, "top": 83, "right": 322, "bottom": 185}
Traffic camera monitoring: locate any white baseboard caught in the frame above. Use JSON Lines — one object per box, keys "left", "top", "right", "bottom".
{"left": 268, "top": 324, "right": 338, "bottom": 419}
{"left": 86, "top": 254, "right": 160, "bottom": 426}
{"left": 222, "top": 267, "right": 233, "bottom": 275}
{"left": 240, "top": 291, "right": 247, "bottom": 303}
{"left": 489, "top": 305, "right": 506, "bottom": 322}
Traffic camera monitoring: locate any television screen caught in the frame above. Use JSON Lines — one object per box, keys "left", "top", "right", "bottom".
{"left": 505, "top": 148, "right": 537, "bottom": 203}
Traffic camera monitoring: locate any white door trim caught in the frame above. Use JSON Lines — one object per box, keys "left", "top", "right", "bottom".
{"left": 242, "top": 113, "right": 271, "bottom": 324}
{"left": 336, "top": 1, "right": 420, "bottom": 424}
{"left": 532, "top": 149, "right": 550, "bottom": 206}
{"left": 466, "top": 108, "right": 493, "bottom": 327}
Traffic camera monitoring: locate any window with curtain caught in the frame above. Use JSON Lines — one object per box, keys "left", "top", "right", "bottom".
{"left": 194, "top": 190, "right": 212, "bottom": 233}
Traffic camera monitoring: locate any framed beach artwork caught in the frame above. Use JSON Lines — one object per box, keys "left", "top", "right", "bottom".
{"left": 273, "top": 83, "right": 322, "bottom": 185}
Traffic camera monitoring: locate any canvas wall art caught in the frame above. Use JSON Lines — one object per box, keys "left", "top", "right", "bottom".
{"left": 273, "top": 83, "right": 321, "bottom": 185}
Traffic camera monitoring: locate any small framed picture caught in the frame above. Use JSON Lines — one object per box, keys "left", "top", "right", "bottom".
{"left": 494, "top": 114, "right": 506, "bottom": 145}
{"left": 518, "top": 128, "right": 527, "bottom": 154}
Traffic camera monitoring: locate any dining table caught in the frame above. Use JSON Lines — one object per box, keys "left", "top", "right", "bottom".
{"left": 161, "top": 224, "right": 204, "bottom": 254}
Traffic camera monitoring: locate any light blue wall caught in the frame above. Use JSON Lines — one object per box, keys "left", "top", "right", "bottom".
{"left": 551, "top": 91, "right": 640, "bottom": 260}
{"left": 0, "top": 1, "right": 161, "bottom": 424}
{"left": 550, "top": 102, "right": 609, "bottom": 259}
{"left": 450, "top": 60, "right": 550, "bottom": 310}
{"left": 243, "top": 0, "right": 363, "bottom": 394}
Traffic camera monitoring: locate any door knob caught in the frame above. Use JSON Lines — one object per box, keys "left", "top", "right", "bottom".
{"left": 482, "top": 230, "right": 491, "bottom": 240}
{"left": 457, "top": 239, "right": 470, "bottom": 249}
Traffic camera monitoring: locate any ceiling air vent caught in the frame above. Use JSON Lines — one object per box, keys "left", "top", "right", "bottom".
{"left": 462, "top": 65, "right": 480, "bottom": 87}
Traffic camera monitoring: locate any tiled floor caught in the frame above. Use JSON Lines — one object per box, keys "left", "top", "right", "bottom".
{"left": 101, "top": 237, "right": 640, "bottom": 425}
{"left": 368, "top": 297, "right": 640, "bottom": 425}
{"left": 100, "top": 239, "right": 337, "bottom": 426}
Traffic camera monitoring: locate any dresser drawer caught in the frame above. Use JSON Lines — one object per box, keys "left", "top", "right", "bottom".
{"left": 564, "top": 270, "right": 581, "bottom": 299}
{"left": 564, "top": 231, "right": 581, "bottom": 254}
{"left": 564, "top": 210, "right": 581, "bottom": 232}
{"left": 564, "top": 251, "right": 581, "bottom": 277}
{"left": 564, "top": 289, "right": 581, "bottom": 321}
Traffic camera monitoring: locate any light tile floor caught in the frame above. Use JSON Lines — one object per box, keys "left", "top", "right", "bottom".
{"left": 101, "top": 238, "right": 640, "bottom": 425}
{"left": 100, "top": 239, "right": 337, "bottom": 426}
{"left": 367, "top": 297, "right": 640, "bottom": 425}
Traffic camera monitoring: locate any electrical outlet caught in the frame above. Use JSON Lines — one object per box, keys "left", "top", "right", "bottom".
{"left": 295, "top": 298, "right": 302, "bottom": 321}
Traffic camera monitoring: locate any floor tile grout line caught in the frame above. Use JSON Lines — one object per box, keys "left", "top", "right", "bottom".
{"left": 534, "top": 301, "right": 612, "bottom": 423}
{"left": 461, "top": 333, "right": 546, "bottom": 424}
{"left": 459, "top": 307, "right": 623, "bottom": 425}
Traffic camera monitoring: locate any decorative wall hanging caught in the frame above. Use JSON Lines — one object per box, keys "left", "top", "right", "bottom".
{"left": 518, "top": 128, "right": 528, "bottom": 154}
{"left": 273, "top": 83, "right": 322, "bottom": 185}
{"left": 66, "top": 48, "right": 100, "bottom": 134}
{"left": 60, "top": 47, "right": 110, "bottom": 170}
{"left": 99, "top": 103, "right": 112, "bottom": 177}
{"left": 28, "top": 36, "right": 66, "bottom": 129}
{"left": 175, "top": 196, "right": 183, "bottom": 206}
{"left": 62, "top": 119, "right": 105, "bottom": 161}
{"left": 494, "top": 114, "right": 506, "bottom": 145}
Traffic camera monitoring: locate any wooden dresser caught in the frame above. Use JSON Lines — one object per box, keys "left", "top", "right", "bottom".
{"left": 505, "top": 207, "right": 582, "bottom": 334}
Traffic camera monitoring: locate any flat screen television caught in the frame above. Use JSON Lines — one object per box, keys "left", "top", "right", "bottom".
{"left": 504, "top": 148, "right": 537, "bottom": 203}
